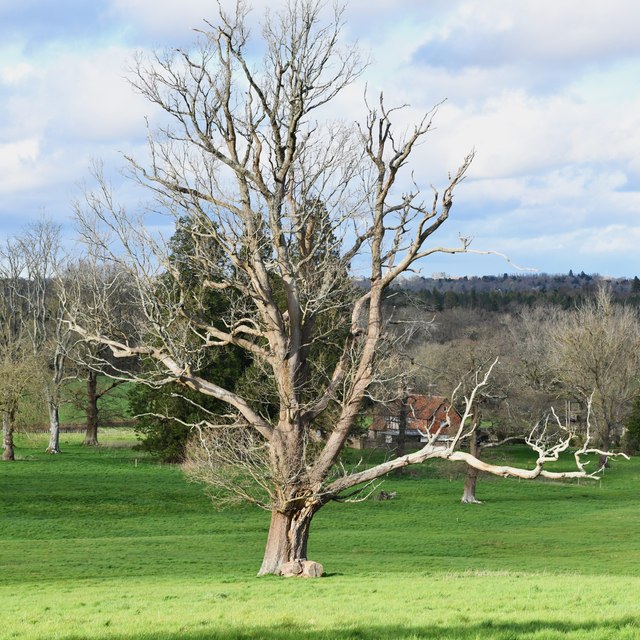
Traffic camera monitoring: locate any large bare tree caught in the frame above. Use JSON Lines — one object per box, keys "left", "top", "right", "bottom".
{"left": 0, "top": 336, "right": 39, "bottom": 461}
{"left": 0, "top": 222, "right": 72, "bottom": 454}
{"left": 419, "top": 319, "right": 536, "bottom": 505}
{"left": 8, "top": 221, "right": 72, "bottom": 454}
{"left": 64, "top": 256, "right": 139, "bottom": 446}
{"left": 545, "top": 287, "right": 640, "bottom": 450}
{"left": 0, "top": 238, "right": 42, "bottom": 460}
{"left": 67, "top": 1, "right": 622, "bottom": 576}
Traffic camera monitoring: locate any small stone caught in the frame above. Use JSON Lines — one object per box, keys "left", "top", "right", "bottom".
{"left": 301, "top": 560, "right": 325, "bottom": 578}
{"left": 277, "top": 560, "right": 303, "bottom": 577}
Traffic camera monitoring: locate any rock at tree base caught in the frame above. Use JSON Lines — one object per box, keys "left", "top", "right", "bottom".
{"left": 277, "top": 560, "right": 324, "bottom": 578}
{"left": 302, "top": 561, "right": 324, "bottom": 577}
{"left": 277, "top": 561, "right": 303, "bottom": 577}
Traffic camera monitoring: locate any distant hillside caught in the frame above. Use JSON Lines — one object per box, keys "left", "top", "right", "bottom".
{"left": 371, "top": 272, "right": 640, "bottom": 312}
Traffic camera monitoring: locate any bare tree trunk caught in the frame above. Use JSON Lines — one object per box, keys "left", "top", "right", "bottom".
{"left": 257, "top": 506, "right": 316, "bottom": 576}
{"left": 598, "top": 423, "right": 613, "bottom": 468}
{"left": 2, "top": 410, "right": 15, "bottom": 461}
{"left": 461, "top": 466, "right": 481, "bottom": 503}
{"left": 83, "top": 370, "right": 99, "bottom": 446}
{"left": 461, "top": 430, "right": 482, "bottom": 504}
{"left": 394, "top": 378, "right": 409, "bottom": 475}
{"left": 45, "top": 390, "right": 61, "bottom": 454}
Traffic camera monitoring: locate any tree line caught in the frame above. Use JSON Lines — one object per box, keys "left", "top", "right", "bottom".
{"left": 382, "top": 272, "right": 640, "bottom": 313}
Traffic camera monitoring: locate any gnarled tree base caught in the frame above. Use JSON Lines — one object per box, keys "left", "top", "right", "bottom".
{"left": 461, "top": 470, "right": 482, "bottom": 504}
{"left": 3, "top": 413, "right": 15, "bottom": 461}
{"left": 257, "top": 507, "right": 317, "bottom": 576}
{"left": 83, "top": 434, "right": 99, "bottom": 447}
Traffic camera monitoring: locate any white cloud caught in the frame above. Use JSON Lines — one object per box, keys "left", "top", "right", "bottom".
{"left": 40, "top": 46, "right": 151, "bottom": 143}
{"left": 0, "top": 38, "right": 155, "bottom": 226}
{"left": 0, "top": 138, "right": 40, "bottom": 191}
{"left": 0, "top": 61, "right": 33, "bottom": 85}
{"left": 105, "top": 0, "right": 275, "bottom": 41}
{"left": 419, "top": 0, "right": 640, "bottom": 69}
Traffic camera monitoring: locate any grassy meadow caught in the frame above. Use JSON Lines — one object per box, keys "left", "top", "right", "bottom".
{"left": 1, "top": 430, "right": 640, "bottom": 639}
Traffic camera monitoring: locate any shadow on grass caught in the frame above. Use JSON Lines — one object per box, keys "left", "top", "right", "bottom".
{"left": 64, "top": 616, "right": 640, "bottom": 640}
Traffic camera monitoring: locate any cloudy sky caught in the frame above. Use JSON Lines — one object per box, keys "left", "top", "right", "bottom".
{"left": 2, "top": 0, "right": 640, "bottom": 277}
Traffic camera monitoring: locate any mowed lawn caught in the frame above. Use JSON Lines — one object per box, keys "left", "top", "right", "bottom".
{"left": 1, "top": 431, "right": 640, "bottom": 640}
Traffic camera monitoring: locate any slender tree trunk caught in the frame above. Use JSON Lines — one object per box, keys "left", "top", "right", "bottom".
{"left": 461, "top": 430, "right": 482, "bottom": 504}
{"left": 598, "top": 422, "right": 613, "bottom": 469}
{"left": 3, "top": 410, "right": 16, "bottom": 461}
{"left": 257, "top": 506, "right": 317, "bottom": 576}
{"left": 461, "top": 466, "right": 481, "bottom": 503}
{"left": 45, "top": 390, "right": 61, "bottom": 454}
{"left": 394, "top": 379, "right": 409, "bottom": 475}
{"left": 83, "top": 370, "right": 99, "bottom": 446}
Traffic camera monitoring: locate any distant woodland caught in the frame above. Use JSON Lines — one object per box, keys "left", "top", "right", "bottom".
{"left": 380, "top": 272, "right": 640, "bottom": 313}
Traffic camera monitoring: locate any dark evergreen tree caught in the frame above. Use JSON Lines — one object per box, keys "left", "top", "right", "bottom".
{"left": 623, "top": 396, "right": 640, "bottom": 455}
{"left": 131, "top": 217, "right": 249, "bottom": 461}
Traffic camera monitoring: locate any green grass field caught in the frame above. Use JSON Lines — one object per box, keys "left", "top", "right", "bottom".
{"left": 1, "top": 431, "right": 639, "bottom": 639}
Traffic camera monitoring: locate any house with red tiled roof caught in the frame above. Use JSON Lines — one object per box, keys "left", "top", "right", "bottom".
{"left": 364, "top": 395, "right": 462, "bottom": 448}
